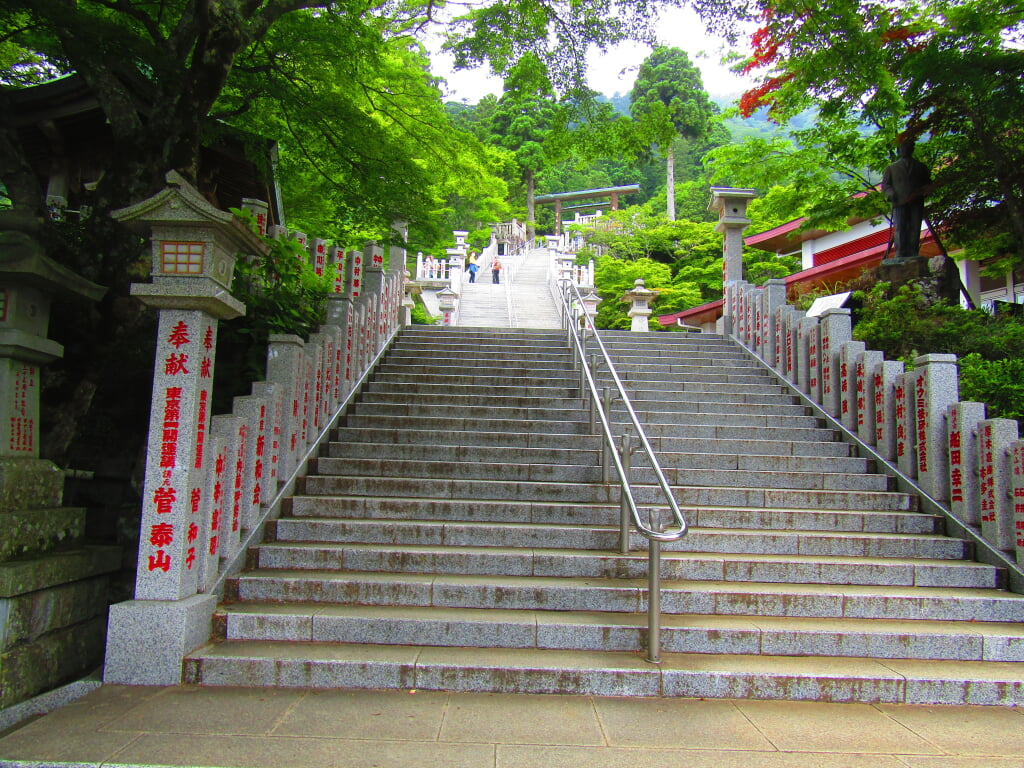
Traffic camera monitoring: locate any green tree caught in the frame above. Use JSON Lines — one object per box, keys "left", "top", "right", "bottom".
{"left": 629, "top": 47, "right": 715, "bottom": 221}
{"left": 489, "top": 53, "right": 559, "bottom": 240}
{"left": 736, "top": 0, "right": 1024, "bottom": 271}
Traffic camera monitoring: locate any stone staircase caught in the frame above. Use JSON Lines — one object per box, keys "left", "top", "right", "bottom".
{"left": 185, "top": 326, "right": 1024, "bottom": 705}
{"left": 509, "top": 247, "right": 562, "bottom": 329}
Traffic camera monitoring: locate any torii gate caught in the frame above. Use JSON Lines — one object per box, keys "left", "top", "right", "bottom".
{"left": 534, "top": 184, "right": 641, "bottom": 235}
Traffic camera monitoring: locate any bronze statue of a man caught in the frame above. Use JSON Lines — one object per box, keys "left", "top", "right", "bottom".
{"left": 882, "top": 139, "right": 931, "bottom": 261}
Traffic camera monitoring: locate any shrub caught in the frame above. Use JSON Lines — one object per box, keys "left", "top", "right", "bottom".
{"left": 852, "top": 282, "right": 1024, "bottom": 423}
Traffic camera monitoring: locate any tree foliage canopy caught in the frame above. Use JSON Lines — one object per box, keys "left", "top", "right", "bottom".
{"left": 734, "top": 0, "right": 1024, "bottom": 269}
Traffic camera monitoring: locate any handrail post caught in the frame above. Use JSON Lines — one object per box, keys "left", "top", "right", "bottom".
{"left": 602, "top": 386, "right": 613, "bottom": 483}
{"left": 647, "top": 509, "right": 662, "bottom": 664}
{"left": 619, "top": 431, "right": 632, "bottom": 554}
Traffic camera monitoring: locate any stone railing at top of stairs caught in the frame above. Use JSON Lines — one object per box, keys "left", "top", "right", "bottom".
{"left": 723, "top": 277, "right": 1024, "bottom": 591}
{"left": 102, "top": 171, "right": 408, "bottom": 686}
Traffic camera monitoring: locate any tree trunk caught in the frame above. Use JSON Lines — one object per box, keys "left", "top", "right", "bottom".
{"left": 663, "top": 145, "right": 671, "bottom": 221}
{"left": 526, "top": 170, "right": 536, "bottom": 242}
{"left": 666, "top": 144, "right": 676, "bottom": 221}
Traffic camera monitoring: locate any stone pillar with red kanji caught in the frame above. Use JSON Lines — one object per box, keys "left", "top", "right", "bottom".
{"left": 978, "top": 418, "right": 1019, "bottom": 552}
{"left": 105, "top": 171, "right": 263, "bottom": 686}
{"left": 895, "top": 371, "right": 917, "bottom": 478}
{"left": 782, "top": 308, "right": 805, "bottom": 384}
{"left": 839, "top": 341, "right": 866, "bottom": 432}
{"left": 855, "top": 350, "right": 884, "bottom": 446}
{"left": 761, "top": 279, "right": 787, "bottom": 366}
{"left": 912, "top": 354, "right": 959, "bottom": 502}
{"left": 266, "top": 334, "right": 305, "bottom": 482}
{"left": 251, "top": 381, "right": 284, "bottom": 502}
{"left": 873, "top": 360, "right": 905, "bottom": 462}
{"left": 751, "top": 286, "right": 764, "bottom": 353}
{"left": 241, "top": 198, "right": 269, "bottom": 236}
{"left": 818, "top": 308, "right": 852, "bottom": 418}
{"left": 310, "top": 238, "right": 328, "bottom": 277}
{"left": 1010, "top": 441, "right": 1024, "bottom": 565}
{"left": 947, "top": 401, "right": 986, "bottom": 526}
{"left": 797, "top": 315, "right": 819, "bottom": 399}
{"left": 232, "top": 393, "right": 270, "bottom": 530}
{"left": 209, "top": 414, "right": 244, "bottom": 561}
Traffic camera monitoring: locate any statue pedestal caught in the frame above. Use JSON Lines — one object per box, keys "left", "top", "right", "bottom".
{"left": 878, "top": 256, "right": 929, "bottom": 281}
{"left": 878, "top": 255, "right": 960, "bottom": 305}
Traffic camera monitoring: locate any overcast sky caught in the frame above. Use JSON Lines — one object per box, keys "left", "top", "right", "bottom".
{"left": 430, "top": 6, "right": 754, "bottom": 104}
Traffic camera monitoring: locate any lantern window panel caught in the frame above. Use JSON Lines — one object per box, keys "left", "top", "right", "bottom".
{"left": 161, "top": 242, "right": 206, "bottom": 274}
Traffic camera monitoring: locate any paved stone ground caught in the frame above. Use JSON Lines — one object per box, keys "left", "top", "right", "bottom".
{"left": 1, "top": 684, "right": 1022, "bottom": 767}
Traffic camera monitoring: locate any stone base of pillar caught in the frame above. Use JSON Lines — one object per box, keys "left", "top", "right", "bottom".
{"left": 103, "top": 593, "right": 217, "bottom": 686}
{"left": 0, "top": 457, "right": 64, "bottom": 517}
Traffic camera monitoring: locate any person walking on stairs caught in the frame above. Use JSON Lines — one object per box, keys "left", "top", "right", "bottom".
{"left": 491, "top": 256, "right": 502, "bottom": 284}
{"left": 467, "top": 251, "right": 479, "bottom": 283}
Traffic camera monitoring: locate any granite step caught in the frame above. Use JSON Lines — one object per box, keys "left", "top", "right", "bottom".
{"left": 227, "top": 571, "right": 1024, "bottom": 623}
{"left": 254, "top": 542, "right": 994, "bottom": 586}
{"left": 309, "top": 456, "right": 890, "bottom": 491}
{"left": 287, "top": 497, "right": 939, "bottom": 533}
{"left": 267, "top": 519, "right": 964, "bottom": 560}
{"left": 184, "top": 642, "right": 1024, "bottom": 704}
{"left": 299, "top": 475, "right": 914, "bottom": 511}
{"left": 324, "top": 441, "right": 868, "bottom": 474}
{"left": 212, "top": 604, "right": 1024, "bottom": 661}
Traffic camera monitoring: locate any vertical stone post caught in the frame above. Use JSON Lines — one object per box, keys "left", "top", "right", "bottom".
{"left": 267, "top": 335, "right": 305, "bottom": 480}
{"left": 1011, "top": 441, "right": 1024, "bottom": 565}
{"left": 978, "top": 419, "right": 1019, "bottom": 551}
{"left": 347, "top": 248, "right": 364, "bottom": 298}
{"left": 818, "top": 308, "right": 852, "bottom": 418}
{"left": 751, "top": 286, "right": 764, "bottom": 353}
{"left": 310, "top": 238, "right": 328, "bottom": 277}
{"left": 251, "top": 381, "right": 284, "bottom": 505}
{"left": 796, "top": 315, "right": 819, "bottom": 398}
{"left": 241, "top": 198, "right": 269, "bottom": 236}
{"left": 913, "top": 354, "right": 959, "bottom": 501}
{"left": 735, "top": 283, "right": 748, "bottom": 345}
{"left": 895, "top": 371, "right": 917, "bottom": 478}
{"left": 210, "top": 414, "right": 243, "bottom": 561}
{"left": 873, "top": 360, "right": 905, "bottom": 462}
{"left": 773, "top": 305, "right": 792, "bottom": 375}
{"left": 330, "top": 247, "right": 347, "bottom": 294}
{"left": 743, "top": 284, "right": 758, "bottom": 348}
{"left": 948, "top": 402, "right": 986, "bottom": 525}
{"left": 840, "top": 341, "right": 866, "bottom": 432}
{"left": 232, "top": 394, "right": 268, "bottom": 530}
{"left": 709, "top": 188, "right": 756, "bottom": 327}
{"left": 761, "top": 279, "right": 787, "bottom": 366}
{"left": 854, "top": 350, "right": 884, "bottom": 445}
{"left": 328, "top": 296, "right": 354, "bottom": 402}
{"left": 783, "top": 309, "right": 805, "bottom": 384}
{"left": 734, "top": 281, "right": 748, "bottom": 341}
{"left": 105, "top": 171, "right": 259, "bottom": 686}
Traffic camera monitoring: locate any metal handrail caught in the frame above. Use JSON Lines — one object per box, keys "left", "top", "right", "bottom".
{"left": 559, "top": 280, "right": 689, "bottom": 542}
{"left": 556, "top": 279, "right": 688, "bottom": 662}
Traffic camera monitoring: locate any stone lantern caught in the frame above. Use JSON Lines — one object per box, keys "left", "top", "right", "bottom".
{"left": 623, "top": 278, "right": 658, "bottom": 332}
{"left": 708, "top": 187, "right": 756, "bottom": 289}
{"left": 0, "top": 223, "right": 111, "bottom": 709}
{"left": 580, "top": 290, "right": 600, "bottom": 327}
{"left": 402, "top": 269, "right": 421, "bottom": 326}
{"left": 437, "top": 286, "right": 458, "bottom": 326}
{"left": 104, "top": 171, "right": 268, "bottom": 687}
